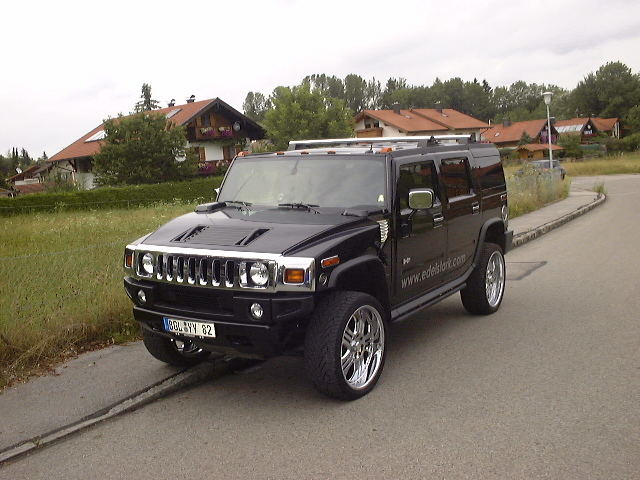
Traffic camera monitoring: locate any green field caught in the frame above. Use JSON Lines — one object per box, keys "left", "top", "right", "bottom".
{"left": 0, "top": 202, "right": 194, "bottom": 387}
{"left": 562, "top": 152, "right": 640, "bottom": 176}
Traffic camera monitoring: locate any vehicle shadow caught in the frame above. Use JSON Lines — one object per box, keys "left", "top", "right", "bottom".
{"left": 191, "top": 296, "right": 475, "bottom": 406}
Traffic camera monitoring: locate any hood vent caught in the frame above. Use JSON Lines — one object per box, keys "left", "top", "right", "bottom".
{"left": 172, "top": 226, "right": 269, "bottom": 246}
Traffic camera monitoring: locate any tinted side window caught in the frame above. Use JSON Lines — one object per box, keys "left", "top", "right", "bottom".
{"left": 397, "top": 162, "right": 438, "bottom": 210}
{"left": 440, "top": 158, "right": 472, "bottom": 200}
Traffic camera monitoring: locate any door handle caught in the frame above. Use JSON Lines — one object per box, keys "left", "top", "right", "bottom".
{"left": 433, "top": 213, "right": 444, "bottom": 228}
{"left": 472, "top": 202, "right": 480, "bottom": 215}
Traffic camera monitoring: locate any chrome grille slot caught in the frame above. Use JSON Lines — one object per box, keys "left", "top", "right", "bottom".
{"left": 166, "top": 255, "right": 174, "bottom": 281}
{"left": 156, "top": 255, "right": 164, "bottom": 280}
{"left": 198, "top": 258, "right": 209, "bottom": 286}
{"left": 212, "top": 259, "right": 221, "bottom": 286}
{"left": 224, "top": 260, "right": 235, "bottom": 287}
{"left": 187, "top": 257, "right": 196, "bottom": 285}
{"left": 175, "top": 257, "right": 184, "bottom": 283}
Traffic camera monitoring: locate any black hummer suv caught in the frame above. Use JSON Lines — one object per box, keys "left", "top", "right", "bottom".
{"left": 123, "top": 135, "right": 512, "bottom": 400}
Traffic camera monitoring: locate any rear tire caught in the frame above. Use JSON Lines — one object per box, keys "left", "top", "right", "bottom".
{"left": 461, "top": 242, "right": 505, "bottom": 315}
{"left": 142, "top": 329, "right": 210, "bottom": 367}
{"left": 304, "top": 291, "right": 387, "bottom": 400}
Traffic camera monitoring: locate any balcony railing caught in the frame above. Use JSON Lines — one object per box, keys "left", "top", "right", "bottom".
{"left": 356, "top": 127, "right": 383, "bottom": 138}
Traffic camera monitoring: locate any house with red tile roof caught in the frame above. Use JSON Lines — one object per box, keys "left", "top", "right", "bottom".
{"left": 48, "top": 97, "right": 265, "bottom": 189}
{"left": 555, "top": 117, "right": 598, "bottom": 142}
{"left": 590, "top": 117, "right": 620, "bottom": 138}
{"left": 516, "top": 143, "right": 564, "bottom": 160}
{"left": 355, "top": 106, "right": 489, "bottom": 139}
{"left": 480, "top": 119, "right": 559, "bottom": 149}
{"left": 6, "top": 163, "right": 52, "bottom": 195}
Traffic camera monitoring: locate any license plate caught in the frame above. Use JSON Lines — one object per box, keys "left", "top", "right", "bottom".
{"left": 163, "top": 317, "right": 216, "bottom": 338}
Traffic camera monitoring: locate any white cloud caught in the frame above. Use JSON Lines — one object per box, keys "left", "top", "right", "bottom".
{"left": 1, "top": 0, "right": 639, "bottom": 156}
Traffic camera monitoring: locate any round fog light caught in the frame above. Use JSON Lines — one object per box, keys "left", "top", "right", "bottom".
{"left": 137, "top": 290, "right": 147, "bottom": 304}
{"left": 250, "top": 302, "right": 263, "bottom": 320}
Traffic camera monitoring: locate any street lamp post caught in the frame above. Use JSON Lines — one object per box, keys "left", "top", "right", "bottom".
{"left": 543, "top": 91, "right": 553, "bottom": 170}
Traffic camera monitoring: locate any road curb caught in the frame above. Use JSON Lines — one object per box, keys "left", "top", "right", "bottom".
{"left": 512, "top": 193, "right": 606, "bottom": 248}
{"left": 0, "top": 360, "right": 226, "bottom": 465}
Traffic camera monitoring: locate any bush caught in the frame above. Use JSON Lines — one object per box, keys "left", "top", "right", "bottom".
{"left": 0, "top": 176, "right": 223, "bottom": 216}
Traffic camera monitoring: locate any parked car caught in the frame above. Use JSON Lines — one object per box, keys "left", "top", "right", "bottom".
{"left": 517, "top": 159, "right": 566, "bottom": 180}
{"left": 123, "top": 135, "right": 512, "bottom": 400}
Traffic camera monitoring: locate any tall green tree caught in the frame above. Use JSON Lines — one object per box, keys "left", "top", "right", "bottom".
{"left": 134, "top": 83, "right": 161, "bottom": 112}
{"left": 93, "top": 113, "right": 196, "bottom": 185}
{"left": 569, "top": 62, "right": 640, "bottom": 118}
{"left": 263, "top": 85, "right": 353, "bottom": 150}
{"left": 243, "top": 92, "right": 271, "bottom": 122}
{"left": 624, "top": 105, "right": 640, "bottom": 133}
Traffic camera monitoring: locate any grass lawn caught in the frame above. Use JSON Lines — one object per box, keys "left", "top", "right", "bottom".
{"left": 562, "top": 152, "right": 640, "bottom": 176}
{"left": 0, "top": 202, "right": 194, "bottom": 388}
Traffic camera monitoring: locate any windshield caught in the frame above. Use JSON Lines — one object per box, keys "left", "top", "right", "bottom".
{"left": 218, "top": 155, "right": 386, "bottom": 209}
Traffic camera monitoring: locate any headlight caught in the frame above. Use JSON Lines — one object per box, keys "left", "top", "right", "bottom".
{"left": 501, "top": 204, "right": 509, "bottom": 227}
{"left": 141, "top": 253, "right": 154, "bottom": 275}
{"left": 249, "top": 262, "right": 269, "bottom": 286}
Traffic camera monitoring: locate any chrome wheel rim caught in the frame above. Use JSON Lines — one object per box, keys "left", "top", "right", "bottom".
{"left": 341, "top": 305, "right": 385, "bottom": 390}
{"left": 485, "top": 251, "right": 505, "bottom": 307}
{"left": 172, "top": 339, "right": 203, "bottom": 357}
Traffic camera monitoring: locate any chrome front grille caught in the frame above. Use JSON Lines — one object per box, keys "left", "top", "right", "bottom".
{"left": 136, "top": 252, "right": 272, "bottom": 290}
{"left": 127, "top": 244, "right": 316, "bottom": 292}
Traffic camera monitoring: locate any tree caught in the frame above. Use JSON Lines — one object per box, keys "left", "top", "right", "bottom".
{"left": 568, "top": 62, "right": 640, "bottom": 119}
{"left": 134, "top": 83, "right": 161, "bottom": 112}
{"left": 518, "top": 132, "right": 534, "bottom": 145}
{"left": 243, "top": 92, "right": 271, "bottom": 123}
{"left": 623, "top": 104, "right": 640, "bottom": 133}
{"left": 263, "top": 85, "right": 353, "bottom": 150}
{"left": 93, "top": 112, "right": 197, "bottom": 185}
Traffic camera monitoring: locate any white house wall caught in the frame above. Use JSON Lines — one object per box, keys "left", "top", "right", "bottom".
{"left": 189, "top": 142, "right": 224, "bottom": 162}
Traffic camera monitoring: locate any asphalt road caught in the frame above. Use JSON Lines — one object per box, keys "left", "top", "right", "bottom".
{"left": 2, "top": 175, "right": 639, "bottom": 480}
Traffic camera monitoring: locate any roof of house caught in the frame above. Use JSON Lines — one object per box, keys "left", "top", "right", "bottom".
{"left": 591, "top": 117, "right": 618, "bottom": 132}
{"left": 481, "top": 119, "right": 551, "bottom": 144}
{"left": 7, "top": 164, "right": 40, "bottom": 182}
{"left": 357, "top": 109, "right": 448, "bottom": 133}
{"left": 14, "top": 183, "right": 46, "bottom": 195}
{"left": 356, "top": 108, "right": 488, "bottom": 132}
{"left": 49, "top": 98, "right": 264, "bottom": 163}
{"left": 517, "top": 143, "right": 564, "bottom": 152}
{"left": 555, "top": 117, "right": 592, "bottom": 134}
{"left": 410, "top": 109, "right": 489, "bottom": 129}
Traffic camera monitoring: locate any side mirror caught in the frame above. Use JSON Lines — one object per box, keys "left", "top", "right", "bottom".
{"left": 214, "top": 187, "right": 220, "bottom": 200}
{"left": 408, "top": 188, "right": 434, "bottom": 210}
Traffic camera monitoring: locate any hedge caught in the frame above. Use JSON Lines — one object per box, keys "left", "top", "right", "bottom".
{"left": 0, "top": 176, "right": 224, "bottom": 216}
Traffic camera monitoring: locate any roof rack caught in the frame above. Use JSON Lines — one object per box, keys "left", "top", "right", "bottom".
{"left": 288, "top": 135, "right": 476, "bottom": 150}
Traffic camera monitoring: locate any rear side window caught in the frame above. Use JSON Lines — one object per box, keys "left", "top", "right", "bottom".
{"left": 440, "top": 158, "right": 472, "bottom": 200}
{"left": 475, "top": 155, "right": 506, "bottom": 189}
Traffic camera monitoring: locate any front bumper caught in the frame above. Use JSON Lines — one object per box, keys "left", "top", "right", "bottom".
{"left": 125, "top": 276, "right": 315, "bottom": 357}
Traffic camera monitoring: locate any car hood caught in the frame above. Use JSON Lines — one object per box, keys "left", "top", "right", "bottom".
{"left": 140, "top": 206, "right": 369, "bottom": 255}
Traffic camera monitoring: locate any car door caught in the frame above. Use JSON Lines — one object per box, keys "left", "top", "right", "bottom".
{"left": 436, "top": 153, "right": 482, "bottom": 281}
{"left": 393, "top": 158, "right": 447, "bottom": 304}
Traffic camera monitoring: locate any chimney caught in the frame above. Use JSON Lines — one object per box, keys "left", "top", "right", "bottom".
{"left": 392, "top": 102, "right": 401, "bottom": 114}
{"left": 186, "top": 95, "right": 196, "bottom": 104}
{"left": 502, "top": 118, "right": 511, "bottom": 127}
{"left": 168, "top": 99, "right": 176, "bottom": 107}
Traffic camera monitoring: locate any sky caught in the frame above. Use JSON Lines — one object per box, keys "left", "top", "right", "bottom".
{"left": 2, "top": 0, "right": 640, "bottom": 159}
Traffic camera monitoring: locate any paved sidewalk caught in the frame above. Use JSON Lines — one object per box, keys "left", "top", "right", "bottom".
{"left": 0, "top": 180, "right": 605, "bottom": 461}
{"left": 510, "top": 189, "right": 600, "bottom": 238}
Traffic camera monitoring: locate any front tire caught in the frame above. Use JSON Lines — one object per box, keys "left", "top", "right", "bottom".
{"left": 461, "top": 242, "right": 506, "bottom": 315}
{"left": 142, "top": 329, "right": 210, "bottom": 367}
{"left": 304, "top": 292, "right": 387, "bottom": 400}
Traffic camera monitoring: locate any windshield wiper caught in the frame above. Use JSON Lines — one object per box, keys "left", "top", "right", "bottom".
{"left": 278, "top": 202, "right": 321, "bottom": 214}
{"left": 225, "top": 200, "right": 253, "bottom": 207}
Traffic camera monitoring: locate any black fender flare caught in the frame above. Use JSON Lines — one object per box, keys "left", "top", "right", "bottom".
{"left": 325, "top": 254, "right": 390, "bottom": 312}
{"left": 474, "top": 219, "right": 509, "bottom": 266}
